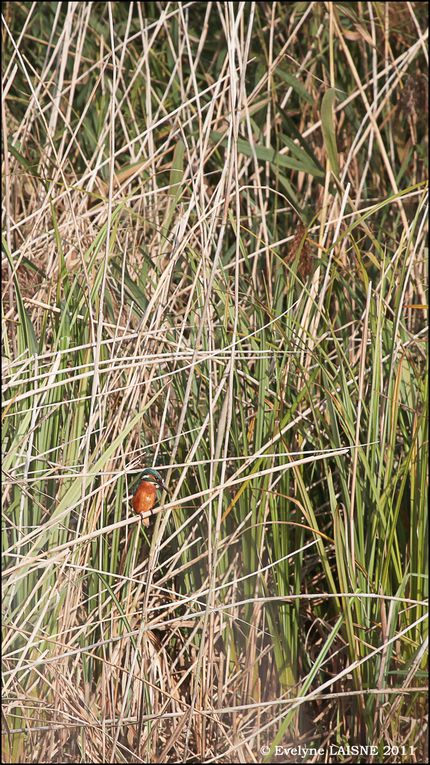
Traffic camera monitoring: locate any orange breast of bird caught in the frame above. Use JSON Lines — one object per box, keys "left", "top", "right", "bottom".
{"left": 132, "top": 481, "right": 157, "bottom": 526}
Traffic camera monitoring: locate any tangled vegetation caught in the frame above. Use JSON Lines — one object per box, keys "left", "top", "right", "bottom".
{"left": 2, "top": 2, "right": 428, "bottom": 762}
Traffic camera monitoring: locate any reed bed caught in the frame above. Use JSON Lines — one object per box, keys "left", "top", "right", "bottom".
{"left": 2, "top": 2, "right": 428, "bottom": 762}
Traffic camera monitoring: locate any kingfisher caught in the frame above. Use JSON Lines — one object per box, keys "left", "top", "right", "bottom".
{"left": 132, "top": 468, "right": 168, "bottom": 526}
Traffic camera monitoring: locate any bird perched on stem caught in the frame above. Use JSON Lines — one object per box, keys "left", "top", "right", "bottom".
{"left": 132, "top": 468, "right": 168, "bottom": 526}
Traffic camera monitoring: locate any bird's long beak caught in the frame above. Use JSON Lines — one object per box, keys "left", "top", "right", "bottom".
{"left": 159, "top": 480, "right": 169, "bottom": 494}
